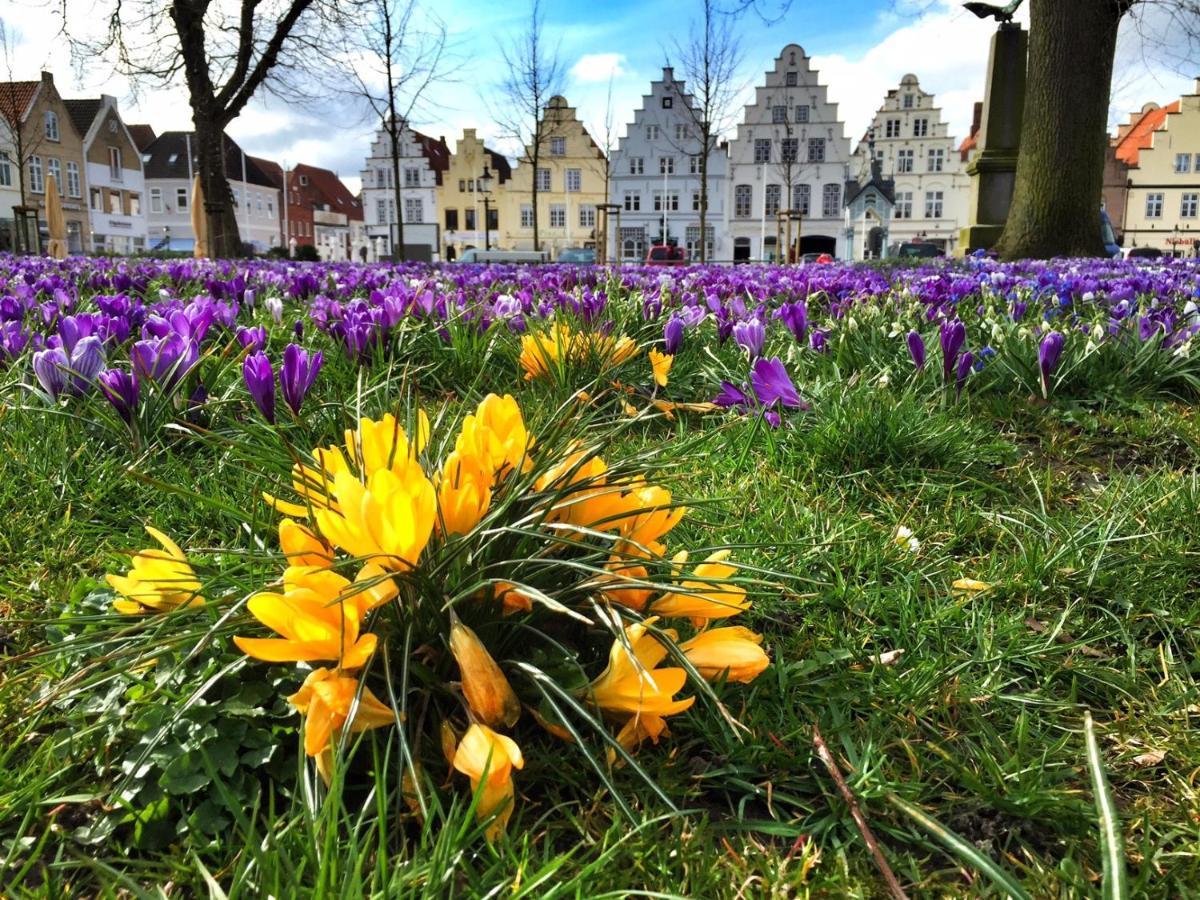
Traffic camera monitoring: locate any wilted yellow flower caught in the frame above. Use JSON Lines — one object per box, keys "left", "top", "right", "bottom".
{"left": 234, "top": 566, "right": 377, "bottom": 668}
{"left": 649, "top": 349, "right": 673, "bottom": 388}
{"left": 108, "top": 526, "right": 205, "bottom": 614}
{"left": 493, "top": 581, "right": 534, "bottom": 615}
{"left": 279, "top": 518, "right": 333, "bottom": 568}
{"left": 679, "top": 626, "right": 769, "bottom": 684}
{"left": 452, "top": 724, "right": 525, "bottom": 842}
{"left": 449, "top": 614, "right": 521, "bottom": 728}
{"left": 951, "top": 577, "right": 992, "bottom": 595}
{"left": 437, "top": 450, "right": 493, "bottom": 536}
{"left": 588, "top": 618, "right": 694, "bottom": 721}
{"left": 315, "top": 465, "right": 436, "bottom": 571}
{"left": 287, "top": 667, "right": 394, "bottom": 762}
{"left": 651, "top": 550, "right": 749, "bottom": 624}
{"left": 595, "top": 553, "right": 654, "bottom": 612}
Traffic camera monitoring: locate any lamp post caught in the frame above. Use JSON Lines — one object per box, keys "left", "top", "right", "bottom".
{"left": 479, "top": 165, "right": 494, "bottom": 252}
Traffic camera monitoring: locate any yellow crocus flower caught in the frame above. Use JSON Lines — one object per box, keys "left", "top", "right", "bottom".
{"left": 437, "top": 450, "right": 493, "bottom": 537}
{"left": 314, "top": 465, "right": 436, "bottom": 571}
{"left": 651, "top": 550, "right": 749, "bottom": 624}
{"left": 279, "top": 518, "right": 333, "bottom": 568}
{"left": 452, "top": 724, "right": 525, "bottom": 842}
{"left": 287, "top": 667, "right": 394, "bottom": 764}
{"left": 679, "top": 626, "right": 769, "bottom": 684}
{"left": 649, "top": 349, "right": 673, "bottom": 388}
{"left": 449, "top": 614, "right": 521, "bottom": 728}
{"left": 588, "top": 618, "right": 695, "bottom": 720}
{"left": 107, "top": 526, "right": 205, "bottom": 615}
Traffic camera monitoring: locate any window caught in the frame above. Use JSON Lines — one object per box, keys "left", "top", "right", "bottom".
{"left": 405, "top": 197, "right": 423, "bottom": 223}
{"left": 885, "top": 118, "right": 900, "bottom": 138}
{"left": 550, "top": 136, "right": 566, "bottom": 156}
{"left": 624, "top": 191, "right": 640, "bottom": 211}
{"left": 1195, "top": 154, "right": 1200, "bottom": 171}
{"left": 675, "top": 124, "right": 689, "bottom": 141}
{"left": 924, "top": 190, "right": 944, "bottom": 218}
{"left": 1145, "top": 193, "right": 1164, "bottom": 218}
{"left": 786, "top": 71, "right": 798, "bottom": 87}
{"left": 1181, "top": 193, "right": 1199, "bottom": 218}
{"left": 45, "top": 110, "right": 59, "bottom": 141}
{"left": 129, "top": 194, "right": 140, "bottom": 216}
{"left": 620, "top": 227, "right": 646, "bottom": 260}
{"left": 549, "top": 204, "right": 566, "bottom": 227}
{"left": 565, "top": 168, "right": 582, "bottom": 192}
{"left": 692, "top": 190, "right": 701, "bottom": 211}
{"left": 458, "top": 178, "right": 466, "bottom": 192}
{"left": 265, "top": 197, "right": 272, "bottom": 219}
{"left": 655, "top": 191, "right": 679, "bottom": 211}
{"left": 29, "top": 156, "right": 43, "bottom": 193}
{"left": 579, "top": 205, "right": 595, "bottom": 228}
{"left": 536, "top": 168, "right": 551, "bottom": 191}
{"left": 897, "top": 149, "right": 914, "bottom": 173}
{"left": 807, "top": 138, "right": 825, "bottom": 163}
{"left": 1175, "top": 153, "right": 1192, "bottom": 174}
{"left": 520, "top": 204, "right": 534, "bottom": 227}
{"left": 661, "top": 96, "right": 673, "bottom": 108}
{"left": 487, "top": 207, "right": 499, "bottom": 230}
{"left": 646, "top": 125, "right": 660, "bottom": 141}
{"left": 821, "top": 182, "right": 840, "bottom": 217}
{"left": 765, "top": 183, "right": 781, "bottom": 216}
{"left": 754, "top": 139, "right": 771, "bottom": 163}
{"left": 795, "top": 105, "right": 809, "bottom": 123}
{"left": 109, "top": 191, "right": 122, "bottom": 215}
{"left": 176, "top": 186, "right": 189, "bottom": 211}
{"left": 108, "top": 146, "right": 123, "bottom": 180}
{"left": 781, "top": 138, "right": 798, "bottom": 163}
{"left": 47, "top": 158, "right": 61, "bottom": 190}
{"left": 404, "top": 167, "right": 420, "bottom": 187}
{"left": 629, "top": 156, "right": 644, "bottom": 175}
{"left": 903, "top": 94, "right": 914, "bottom": 109}
{"left": 734, "top": 184, "right": 752, "bottom": 218}
{"left": 685, "top": 225, "right": 714, "bottom": 260}
{"left": 913, "top": 118, "right": 929, "bottom": 137}
{"left": 927, "top": 148, "right": 945, "bottom": 172}
{"left": 0, "top": 150, "right": 10, "bottom": 187}
{"left": 689, "top": 155, "right": 701, "bottom": 174}
{"left": 89, "top": 187, "right": 101, "bottom": 210}
{"left": 445, "top": 209, "right": 459, "bottom": 230}
{"left": 772, "top": 106, "right": 787, "bottom": 123}
{"left": 66, "top": 160, "right": 80, "bottom": 197}
{"left": 465, "top": 208, "right": 476, "bottom": 230}
{"left": 376, "top": 198, "right": 388, "bottom": 223}
{"left": 659, "top": 156, "right": 674, "bottom": 175}
{"left": 150, "top": 188, "right": 162, "bottom": 213}
{"left": 794, "top": 183, "right": 810, "bottom": 216}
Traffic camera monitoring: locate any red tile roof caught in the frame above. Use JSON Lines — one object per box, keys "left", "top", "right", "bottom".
{"left": 1114, "top": 101, "right": 1180, "bottom": 166}
{"left": 0, "top": 80, "right": 39, "bottom": 128}
{"left": 126, "top": 124, "right": 158, "bottom": 152}
{"left": 291, "top": 163, "right": 363, "bottom": 221}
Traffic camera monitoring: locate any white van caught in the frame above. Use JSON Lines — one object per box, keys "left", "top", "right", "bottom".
{"left": 456, "top": 249, "right": 549, "bottom": 264}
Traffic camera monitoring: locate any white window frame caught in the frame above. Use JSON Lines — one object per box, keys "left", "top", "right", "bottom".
{"left": 1181, "top": 193, "right": 1198, "bottom": 218}
{"left": 45, "top": 110, "right": 60, "bottom": 141}
{"left": 29, "top": 156, "right": 43, "bottom": 193}
{"left": 548, "top": 203, "right": 566, "bottom": 228}
{"left": 807, "top": 138, "right": 825, "bottom": 163}
{"left": 1145, "top": 193, "right": 1164, "bottom": 218}
{"left": 149, "top": 187, "right": 163, "bottom": 213}
{"left": 734, "top": 184, "right": 752, "bottom": 218}
{"left": 549, "top": 136, "right": 566, "bottom": 156}
{"left": 565, "top": 168, "right": 582, "bottom": 192}
{"left": 659, "top": 156, "right": 674, "bottom": 175}
{"left": 629, "top": 156, "right": 644, "bottom": 175}
{"left": 176, "top": 186, "right": 189, "bottom": 211}
{"left": 66, "top": 160, "right": 80, "bottom": 197}
{"left": 924, "top": 190, "right": 944, "bottom": 219}
{"left": 535, "top": 168, "right": 551, "bottom": 191}
{"left": 520, "top": 204, "right": 534, "bottom": 228}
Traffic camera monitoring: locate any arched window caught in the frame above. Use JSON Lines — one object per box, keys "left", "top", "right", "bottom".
{"left": 734, "top": 184, "right": 752, "bottom": 218}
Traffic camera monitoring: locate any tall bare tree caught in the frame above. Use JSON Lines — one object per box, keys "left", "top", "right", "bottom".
{"left": 494, "top": 0, "right": 564, "bottom": 254}
{"left": 59, "top": 0, "right": 345, "bottom": 257}
{"left": 666, "top": 0, "right": 743, "bottom": 262}
{"left": 339, "top": 0, "right": 449, "bottom": 261}
{"left": 0, "top": 23, "right": 45, "bottom": 217}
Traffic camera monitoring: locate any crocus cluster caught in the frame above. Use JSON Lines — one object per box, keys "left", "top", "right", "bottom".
{"left": 243, "top": 343, "right": 324, "bottom": 423}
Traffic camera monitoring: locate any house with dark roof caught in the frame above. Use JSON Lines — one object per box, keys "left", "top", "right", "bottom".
{"left": 135, "top": 129, "right": 282, "bottom": 252}
{"left": 0, "top": 71, "right": 91, "bottom": 253}
{"left": 359, "top": 117, "right": 449, "bottom": 260}
{"left": 63, "top": 95, "right": 148, "bottom": 253}
{"left": 284, "top": 162, "right": 364, "bottom": 260}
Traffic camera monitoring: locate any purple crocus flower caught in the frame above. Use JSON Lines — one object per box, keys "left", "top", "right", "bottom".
{"left": 956, "top": 351, "right": 974, "bottom": 400}
{"left": 940, "top": 319, "right": 966, "bottom": 381}
{"left": 906, "top": 331, "right": 926, "bottom": 370}
{"left": 810, "top": 330, "right": 828, "bottom": 353}
{"left": 32, "top": 347, "right": 69, "bottom": 399}
{"left": 778, "top": 301, "right": 808, "bottom": 342}
{"left": 732, "top": 318, "right": 766, "bottom": 359}
{"left": 131, "top": 334, "right": 199, "bottom": 390}
{"left": 713, "top": 380, "right": 749, "bottom": 408}
{"left": 68, "top": 336, "right": 106, "bottom": 395}
{"left": 750, "top": 356, "right": 806, "bottom": 410}
{"left": 663, "top": 316, "right": 684, "bottom": 355}
{"left": 243, "top": 351, "right": 276, "bottom": 424}
{"left": 99, "top": 369, "right": 139, "bottom": 424}
{"left": 1038, "top": 330, "right": 1065, "bottom": 398}
{"left": 279, "top": 343, "right": 323, "bottom": 416}
{"left": 236, "top": 325, "right": 267, "bottom": 353}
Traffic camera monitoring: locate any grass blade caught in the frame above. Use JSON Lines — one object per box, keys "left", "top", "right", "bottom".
{"left": 1084, "top": 711, "right": 1128, "bottom": 900}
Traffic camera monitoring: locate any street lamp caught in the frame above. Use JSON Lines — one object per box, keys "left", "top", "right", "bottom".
{"left": 479, "top": 165, "right": 494, "bottom": 252}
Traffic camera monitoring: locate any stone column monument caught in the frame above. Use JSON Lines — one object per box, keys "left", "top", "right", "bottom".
{"left": 960, "top": 6, "right": 1028, "bottom": 253}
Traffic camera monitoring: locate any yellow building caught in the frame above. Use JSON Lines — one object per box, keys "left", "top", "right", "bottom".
{"left": 1115, "top": 79, "right": 1200, "bottom": 257}
{"left": 497, "top": 96, "right": 608, "bottom": 259}
{"left": 437, "top": 128, "right": 513, "bottom": 259}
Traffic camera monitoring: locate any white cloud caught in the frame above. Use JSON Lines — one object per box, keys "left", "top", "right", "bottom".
{"left": 570, "top": 53, "right": 626, "bottom": 84}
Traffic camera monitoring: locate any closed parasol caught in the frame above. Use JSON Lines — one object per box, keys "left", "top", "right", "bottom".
{"left": 191, "top": 174, "right": 208, "bottom": 258}
{"left": 45, "top": 173, "right": 67, "bottom": 260}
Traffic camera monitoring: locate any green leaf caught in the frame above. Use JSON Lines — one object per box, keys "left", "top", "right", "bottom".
{"left": 1084, "top": 711, "right": 1128, "bottom": 900}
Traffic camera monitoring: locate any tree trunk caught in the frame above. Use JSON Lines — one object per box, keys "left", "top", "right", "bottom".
{"left": 194, "top": 113, "right": 241, "bottom": 257}
{"left": 699, "top": 129, "right": 709, "bottom": 263}
{"left": 389, "top": 123, "right": 406, "bottom": 261}
{"left": 994, "top": 0, "right": 1124, "bottom": 260}
{"left": 531, "top": 141, "right": 540, "bottom": 253}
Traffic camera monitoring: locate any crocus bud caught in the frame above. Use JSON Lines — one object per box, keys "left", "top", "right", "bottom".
{"left": 906, "top": 330, "right": 925, "bottom": 370}
{"left": 1038, "top": 331, "right": 1065, "bottom": 398}
{"left": 32, "top": 347, "right": 68, "bottom": 399}
{"left": 279, "top": 343, "right": 322, "bottom": 416}
{"left": 99, "top": 369, "right": 139, "bottom": 423}
{"left": 663, "top": 316, "right": 684, "bottom": 355}
{"left": 449, "top": 612, "right": 520, "bottom": 728}
{"left": 69, "top": 335, "right": 105, "bottom": 394}
{"left": 242, "top": 350, "right": 276, "bottom": 424}
{"left": 265, "top": 296, "right": 283, "bottom": 324}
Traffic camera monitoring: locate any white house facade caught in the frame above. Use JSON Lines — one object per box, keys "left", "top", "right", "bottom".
{"left": 851, "top": 74, "right": 969, "bottom": 254}
{"left": 359, "top": 120, "right": 447, "bottom": 259}
{"left": 726, "top": 44, "right": 852, "bottom": 261}
{"left": 608, "top": 67, "right": 728, "bottom": 262}
{"left": 66, "top": 96, "right": 148, "bottom": 254}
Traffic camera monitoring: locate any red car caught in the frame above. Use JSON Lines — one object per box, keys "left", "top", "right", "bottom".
{"left": 645, "top": 244, "right": 687, "bottom": 266}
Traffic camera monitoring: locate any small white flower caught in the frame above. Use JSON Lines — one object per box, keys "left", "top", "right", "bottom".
{"left": 893, "top": 525, "right": 920, "bottom": 552}
{"left": 1091, "top": 323, "right": 1105, "bottom": 342}
{"left": 877, "top": 372, "right": 890, "bottom": 387}
{"left": 265, "top": 296, "right": 283, "bottom": 324}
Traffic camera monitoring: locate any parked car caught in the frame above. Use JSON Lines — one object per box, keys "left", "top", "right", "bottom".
{"left": 557, "top": 247, "right": 597, "bottom": 264}
{"left": 645, "top": 245, "right": 687, "bottom": 266}
{"left": 456, "top": 249, "right": 548, "bottom": 264}
{"left": 1100, "top": 208, "right": 1121, "bottom": 258}
{"left": 1125, "top": 246, "right": 1163, "bottom": 260}
{"left": 896, "top": 241, "right": 945, "bottom": 259}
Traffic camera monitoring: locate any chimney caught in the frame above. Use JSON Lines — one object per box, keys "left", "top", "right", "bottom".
{"left": 40, "top": 71, "right": 54, "bottom": 86}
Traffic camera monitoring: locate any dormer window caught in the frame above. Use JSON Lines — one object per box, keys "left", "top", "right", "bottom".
{"left": 903, "top": 94, "right": 914, "bottom": 109}
{"left": 45, "top": 110, "right": 60, "bottom": 141}
{"left": 299, "top": 175, "right": 309, "bottom": 186}
{"left": 662, "top": 96, "right": 673, "bottom": 108}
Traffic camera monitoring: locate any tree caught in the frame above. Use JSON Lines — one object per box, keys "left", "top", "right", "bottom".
{"left": 0, "top": 23, "right": 44, "bottom": 215}
{"left": 338, "top": 0, "right": 449, "bottom": 261}
{"left": 995, "top": 0, "right": 1199, "bottom": 259}
{"left": 61, "top": 0, "right": 343, "bottom": 257}
{"left": 666, "top": 0, "right": 743, "bottom": 262}
{"left": 495, "top": 0, "right": 564, "bottom": 254}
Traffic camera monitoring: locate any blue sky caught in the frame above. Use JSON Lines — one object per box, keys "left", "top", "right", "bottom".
{"left": 1, "top": 0, "right": 1194, "bottom": 192}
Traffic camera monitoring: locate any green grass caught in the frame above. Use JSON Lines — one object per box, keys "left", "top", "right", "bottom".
{"left": 2, "top": 315, "right": 1200, "bottom": 898}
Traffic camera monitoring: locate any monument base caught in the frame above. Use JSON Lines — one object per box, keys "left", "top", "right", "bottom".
{"left": 959, "top": 223, "right": 1005, "bottom": 253}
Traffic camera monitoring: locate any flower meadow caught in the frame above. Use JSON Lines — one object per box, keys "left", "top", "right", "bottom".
{"left": 3, "top": 255, "right": 1200, "bottom": 896}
